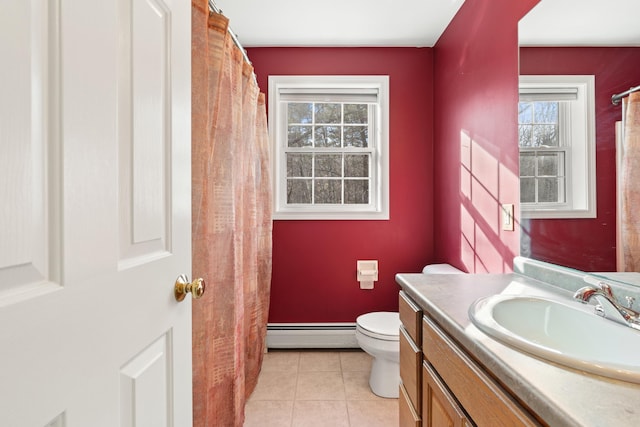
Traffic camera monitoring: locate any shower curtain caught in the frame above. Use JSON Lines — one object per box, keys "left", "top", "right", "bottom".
{"left": 191, "top": 1, "right": 272, "bottom": 426}
{"left": 618, "top": 92, "right": 640, "bottom": 271}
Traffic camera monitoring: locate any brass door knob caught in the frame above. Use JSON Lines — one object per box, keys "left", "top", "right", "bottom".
{"left": 174, "top": 275, "right": 206, "bottom": 302}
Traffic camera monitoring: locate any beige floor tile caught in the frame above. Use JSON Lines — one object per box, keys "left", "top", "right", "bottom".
{"left": 291, "top": 401, "right": 349, "bottom": 427}
{"left": 246, "top": 350, "right": 398, "bottom": 425}
{"left": 339, "top": 351, "right": 372, "bottom": 372}
{"left": 342, "top": 370, "right": 382, "bottom": 400}
{"left": 298, "top": 351, "right": 341, "bottom": 372}
{"left": 249, "top": 370, "right": 297, "bottom": 401}
{"left": 295, "top": 371, "right": 346, "bottom": 400}
{"left": 347, "top": 399, "right": 399, "bottom": 427}
{"left": 261, "top": 351, "right": 301, "bottom": 374}
{"left": 243, "top": 400, "right": 293, "bottom": 427}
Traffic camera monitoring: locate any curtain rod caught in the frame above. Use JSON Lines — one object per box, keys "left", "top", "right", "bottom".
{"left": 208, "top": 0, "right": 252, "bottom": 66}
{"left": 612, "top": 85, "right": 640, "bottom": 105}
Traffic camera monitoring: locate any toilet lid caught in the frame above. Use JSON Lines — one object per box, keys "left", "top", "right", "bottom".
{"left": 356, "top": 312, "right": 400, "bottom": 340}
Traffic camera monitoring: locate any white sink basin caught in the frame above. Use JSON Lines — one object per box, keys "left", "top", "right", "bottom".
{"left": 469, "top": 295, "right": 640, "bottom": 383}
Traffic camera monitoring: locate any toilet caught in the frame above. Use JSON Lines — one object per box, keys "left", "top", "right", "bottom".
{"left": 355, "top": 264, "right": 464, "bottom": 399}
{"left": 355, "top": 311, "right": 400, "bottom": 398}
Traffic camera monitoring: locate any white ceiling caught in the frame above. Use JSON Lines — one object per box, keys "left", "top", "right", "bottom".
{"left": 212, "top": 0, "right": 464, "bottom": 47}
{"left": 212, "top": 0, "right": 640, "bottom": 48}
{"left": 519, "top": 0, "right": 640, "bottom": 46}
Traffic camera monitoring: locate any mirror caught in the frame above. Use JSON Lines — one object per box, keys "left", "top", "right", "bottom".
{"left": 518, "top": 1, "right": 640, "bottom": 275}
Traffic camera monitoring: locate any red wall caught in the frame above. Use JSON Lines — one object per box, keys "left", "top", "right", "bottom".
{"left": 433, "top": 0, "right": 539, "bottom": 273}
{"left": 519, "top": 47, "right": 640, "bottom": 271}
{"left": 247, "top": 48, "right": 435, "bottom": 322}
{"left": 247, "top": 0, "right": 542, "bottom": 322}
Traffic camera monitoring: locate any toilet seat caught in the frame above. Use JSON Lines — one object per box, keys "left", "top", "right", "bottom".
{"left": 356, "top": 312, "right": 399, "bottom": 341}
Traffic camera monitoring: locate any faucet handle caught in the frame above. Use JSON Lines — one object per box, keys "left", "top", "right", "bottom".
{"left": 597, "top": 282, "right": 615, "bottom": 299}
{"left": 583, "top": 276, "right": 616, "bottom": 298}
{"left": 625, "top": 296, "right": 636, "bottom": 310}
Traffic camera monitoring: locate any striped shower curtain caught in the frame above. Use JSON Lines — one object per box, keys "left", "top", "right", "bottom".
{"left": 618, "top": 92, "right": 640, "bottom": 271}
{"left": 191, "top": 1, "right": 272, "bottom": 425}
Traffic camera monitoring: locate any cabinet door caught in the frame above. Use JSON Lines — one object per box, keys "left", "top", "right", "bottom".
{"left": 400, "top": 383, "right": 422, "bottom": 427}
{"left": 422, "top": 362, "right": 473, "bottom": 427}
{"left": 400, "top": 326, "right": 422, "bottom": 412}
{"left": 400, "top": 291, "right": 422, "bottom": 343}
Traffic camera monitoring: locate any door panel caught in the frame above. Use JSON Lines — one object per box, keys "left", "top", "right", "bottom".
{"left": 0, "top": 0, "right": 61, "bottom": 304}
{"left": 0, "top": 0, "right": 192, "bottom": 425}
{"left": 118, "top": 0, "right": 172, "bottom": 268}
{"left": 120, "top": 333, "right": 172, "bottom": 427}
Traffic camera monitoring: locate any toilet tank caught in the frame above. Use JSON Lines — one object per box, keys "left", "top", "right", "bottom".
{"left": 422, "top": 264, "right": 464, "bottom": 274}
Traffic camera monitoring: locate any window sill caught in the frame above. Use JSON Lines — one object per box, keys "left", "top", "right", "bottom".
{"left": 521, "top": 208, "right": 596, "bottom": 220}
{"left": 273, "top": 210, "right": 389, "bottom": 221}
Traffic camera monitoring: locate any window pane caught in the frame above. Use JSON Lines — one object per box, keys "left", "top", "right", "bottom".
{"left": 315, "top": 180, "right": 342, "bottom": 204}
{"left": 519, "top": 101, "right": 559, "bottom": 148}
{"left": 344, "top": 104, "right": 368, "bottom": 124}
{"left": 537, "top": 153, "right": 561, "bottom": 176}
{"left": 532, "top": 124, "right": 558, "bottom": 147}
{"left": 345, "top": 180, "right": 369, "bottom": 204}
{"left": 345, "top": 154, "right": 369, "bottom": 177}
{"left": 315, "top": 103, "right": 341, "bottom": 124}
{"left": 287, "top": 179, "right": 312, "bottom": 203}
{"left": 519, "top": 124, "right": 533, "bottom": 147}
{"left": 288, "top": 126, "right": 312, "bottom": 147}
{"left": 538, "top": 177, "right": 562, "bottom": 203}
{"left": 520, "top": 178, "right": 535, "bottom": 203}
{"left": 518, "top": 102, "right": 533, "bottom": 124}
{"left": 314, "top": 125, "right": 341, "bottom": 147}
{"left": 533, "top": 102, "right": 558, "bottom": 123}
{"left": 288, "top": 103, "right": 312, "bottom": 124}
{"left": 519, "top": 152, "right": 535, "bottom": 176}
{"left": 315, "top": 154, "right": 342, "bottom": 177}
{"left": 344, "top": 126, "right": 368, "bottom": 147}
{"left": 287, "top": 153, "right": 312, "bottom": 177}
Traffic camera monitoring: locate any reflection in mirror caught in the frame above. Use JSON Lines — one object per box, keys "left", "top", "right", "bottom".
{"left": 588, "top": 271, "right": 640, "bottom": 291}
{"left": 518, "top": 1, "right": 640, "bottom": 275}
{"left": 518, "top": 75, "right": 596, "bottom": 221}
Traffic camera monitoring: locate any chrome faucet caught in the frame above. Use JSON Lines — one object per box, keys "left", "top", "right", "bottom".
{"left": 573, "top": 281, "right": 640, "bottom": 331}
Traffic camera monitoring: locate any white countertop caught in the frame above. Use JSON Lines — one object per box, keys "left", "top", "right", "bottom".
{"left": 395, "top": 272, "right": 640, "bottom": 427}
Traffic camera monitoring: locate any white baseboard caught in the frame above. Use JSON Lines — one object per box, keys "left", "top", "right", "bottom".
{"left": 266, "top": 323, "right": 359, "bottom": 349}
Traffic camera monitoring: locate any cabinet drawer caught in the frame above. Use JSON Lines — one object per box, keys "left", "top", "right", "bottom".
{"left": 399, "top": 382, "right": 421, "bottom": 427}
{"left": 422, "top": 316, "right": 543, "bottom": 427}
{"left": 400, "top": 326, "right": 422, "bottom": 412}
{"left": 399, "top": 291, "right": 422, "bottom": 343}
{"left": 422, "top": 361, "right": 471, "bottom": 427}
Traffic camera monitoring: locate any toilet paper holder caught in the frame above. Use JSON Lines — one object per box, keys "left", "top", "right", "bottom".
{"left": 357, "top": 260, "right": 379, "bottom": 281}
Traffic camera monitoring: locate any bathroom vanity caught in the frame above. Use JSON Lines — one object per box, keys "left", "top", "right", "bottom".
{"left": 397, "top": 258, "right": 640, "bottom": 427}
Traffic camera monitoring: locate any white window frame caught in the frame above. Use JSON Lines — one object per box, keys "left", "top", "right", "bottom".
{"left": 519, "top": 75, "right": 596, "bottom": 219}
{"left": 268, "top": 75, "right": 389, "bottom": 220}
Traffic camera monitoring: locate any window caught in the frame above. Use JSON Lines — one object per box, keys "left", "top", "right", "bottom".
{"left": 518, "top": 75, "right": 596, "bottom": 219}
{"left": 269, "top": 76, "right": 389, "bottom": 220}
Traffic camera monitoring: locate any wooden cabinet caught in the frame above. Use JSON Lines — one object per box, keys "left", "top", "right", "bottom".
{"left": 422, "top": 315, "right": 543, "bottom": 427}
{"left": 400, "top": 382, "right": 421, "bottom": 427}
{"left": 422, "top": 361, "right": 471, "bottom": 427}
{"left": 400, "top": 327, "right": 421, "bottom": 408}
{"left": 399, "top": 291, "right": 544, "bottom": 427}
{"left": 399, "top": 290, "right": 422, "bottom": 342}
{"left": 399, "top": 291, "right": 423, "bottom": 426}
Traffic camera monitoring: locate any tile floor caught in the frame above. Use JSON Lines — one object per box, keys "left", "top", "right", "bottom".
{"left": 244, "top": 350, "right": 399, "bottom": 427}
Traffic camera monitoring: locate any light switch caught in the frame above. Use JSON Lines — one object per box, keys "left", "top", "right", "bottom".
{"left": 501, "top": 204, "right": 514, "bottom": 231}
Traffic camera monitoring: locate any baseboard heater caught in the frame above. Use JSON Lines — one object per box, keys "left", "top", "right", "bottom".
{"left": 266, "top": 323, "right": 359, "bottom": 349}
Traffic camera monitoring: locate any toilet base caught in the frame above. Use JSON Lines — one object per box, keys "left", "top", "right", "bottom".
{"left": 368, "top": 356, "right": 399, "bottom": 398}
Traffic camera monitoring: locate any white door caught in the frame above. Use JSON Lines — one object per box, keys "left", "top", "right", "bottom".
{"left": 0, "top": 0, "right": 193, "bottom": 426}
